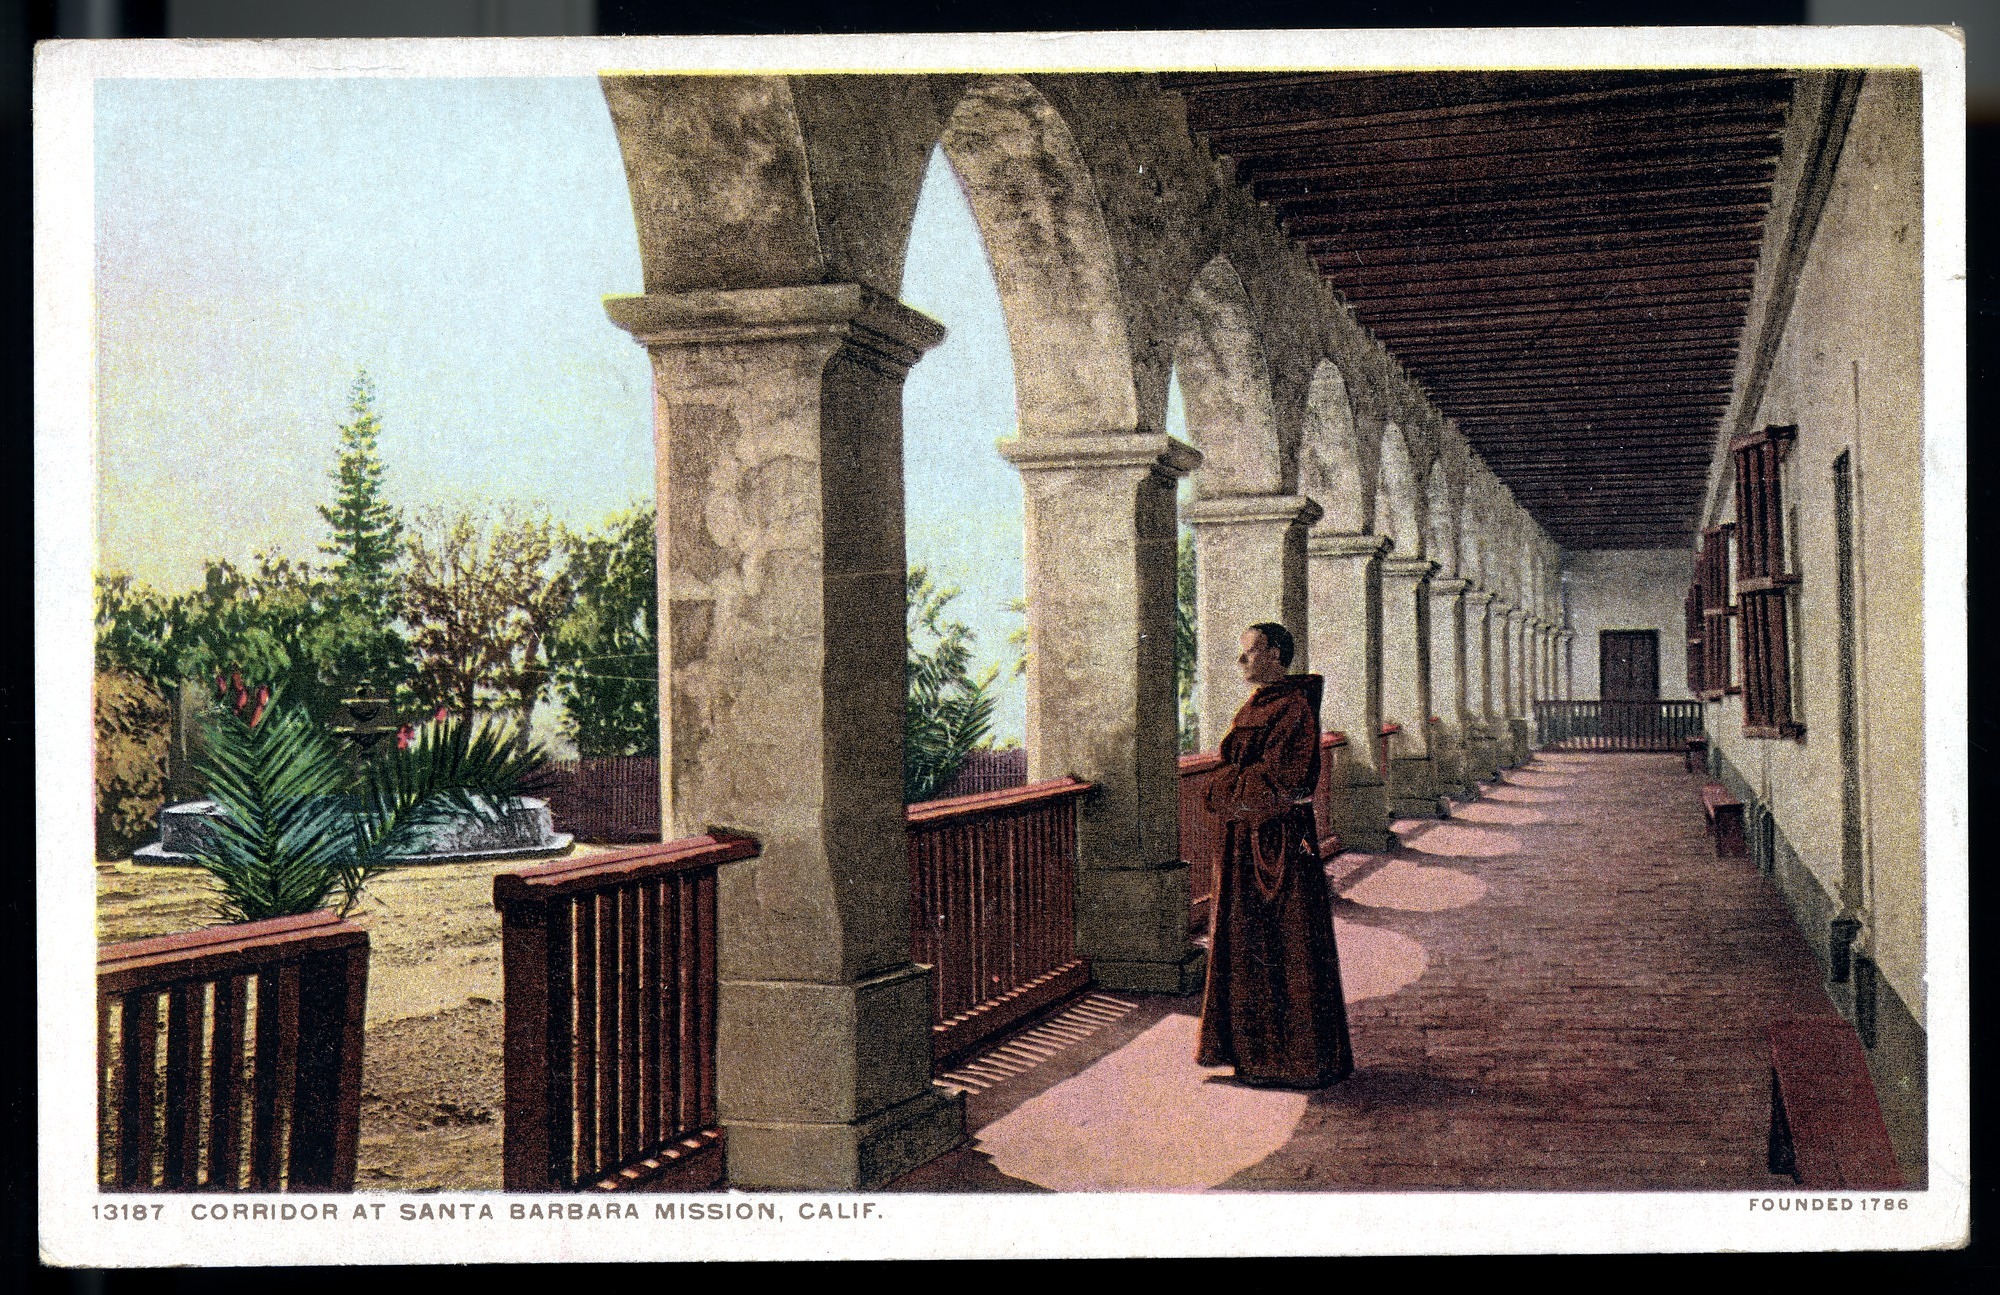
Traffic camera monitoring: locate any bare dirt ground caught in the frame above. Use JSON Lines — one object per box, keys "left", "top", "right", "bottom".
{"left": 97, "top": 843, "right": 622, "bottom": 1191}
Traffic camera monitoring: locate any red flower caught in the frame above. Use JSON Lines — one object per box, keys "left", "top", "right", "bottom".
{"left": 395, "top": 724, "right": 415, "bottom": 751}
{"left": 434, "top": 707, "right": 450, "bottom": 725}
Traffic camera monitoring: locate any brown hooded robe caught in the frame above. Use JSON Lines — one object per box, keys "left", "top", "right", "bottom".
{"left": 1195, "top": 672, "right": 1354, "bottom": 1087}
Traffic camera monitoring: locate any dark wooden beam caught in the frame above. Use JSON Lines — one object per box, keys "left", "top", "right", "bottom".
{"left": 1167, "top": 69, "right": 1779, "bottom": 125}
{"left": 1426, "top": 370, "right": 1736, "bottom": 393}
{"left": 1409, "top": 351, "right": 1740, "bottom": 380}
{"left": 1254, "top": 161, "right": 1779, "bottom": 218}
{"left": 1241, "top": 132, "right": 1784, "bottom": 190}
{"left": 1467, "top": 422, "right": 1722, "bottom": 437}
{"left": 1274, "top": 182, "right": 1775, "bottom": 234}
{"left": 1302, "top": 220, "right": 1769, "bottom": 264}
{"left": 1297, "top": 207, "right": 1775, "bottom": 253}
{"left": 1468, "top": 433, "right": 1720, "bottom": 448}
{"left": 1328, "top": 251, "right": 1759, "bottom": 294}
{"left": 1350, "top": 282, "right": 1754, "bottom": 322}
{"left": 1389, "top": 331, "right": 1744, "bottom": 362}
{"left": 1196, "top": 74, "right": 1793, "bottom": 148}
{"left": 1370, "top": 305, "right": 1750, "bottom": 342}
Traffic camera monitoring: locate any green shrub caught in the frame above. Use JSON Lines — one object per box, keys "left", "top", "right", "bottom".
{"left": 95, "top": 669, "right": 170, "bottom": 860}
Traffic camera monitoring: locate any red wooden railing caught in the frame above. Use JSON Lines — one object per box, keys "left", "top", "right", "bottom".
{"left": 1313, "top": 731, "right": 1350, "bottom": 863}
{"left": 1377, "top": 722, "right": 1402, "bottom": 778}
{"left": 1182, "top": 732, "right": 1348, "bottom": 935}
{"left": 907, "top": 777, "right": 1094, "bottom": 1067}
{"left": 494, "top": 832, "right": 755, "bottom": 1192}
{"left": 1534, "top": 700, "right": 1705, "bottom": 752}
{"left": 1178, "top": 752, "right": 1225, "bottom": 935}
{"left": 98, "top": 911, "right": 368, "bottom": 1191}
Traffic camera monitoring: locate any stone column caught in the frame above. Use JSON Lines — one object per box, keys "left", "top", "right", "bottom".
{"left": 1489, "top": 602, "right": 1515, "bottom": 767}
{"left": 1461, "top": 588, "right": 1498, "bottom": 782}
{"left": 1537, "top": 621, "right": 1554, "bottom": 702}
{"left": 1427, "top": 577, "right": 1471, "bottom": 798}
{"left": 606, "top": 283, "right": 962, "bottom": 1190}
{"left": 1528, "top": 615, "right": 1544, "bottom": 707}
{"left": 1186, "top": 494, "right": 1322, "bottom": 752}
{"left": 1001, "top": 432, "right": 1205, "bottom": 994}
{"left": 1379, "top": 555, "right": 1440, "bottom": 818}
{"left": 1306, "top": 533, "right": 1391, "bottom": 851}
{"left": 1507, "top": 607, "right": 1532, "bottom": 764}
{"left": 1559, "top": 628, "right": 1575, "bottom": 700}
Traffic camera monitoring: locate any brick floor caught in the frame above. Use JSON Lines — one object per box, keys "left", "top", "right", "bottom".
{"left": 890, "top": 752, "right": 1840, "bottom": 1192}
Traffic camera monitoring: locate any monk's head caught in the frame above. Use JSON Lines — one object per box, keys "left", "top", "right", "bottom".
{"left": 1237, "top": 622, "right": 1292, "bottom": 687}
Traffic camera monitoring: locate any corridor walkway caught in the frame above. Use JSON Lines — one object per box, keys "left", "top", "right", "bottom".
{"left": 890, "top": 752, "right": 1843, "bottom": 1193}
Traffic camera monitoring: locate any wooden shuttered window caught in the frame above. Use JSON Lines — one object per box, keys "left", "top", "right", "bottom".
{"left": 1696, "top": 523, "right": 1737, "bottom": 699}
{"left": 1684, "top": 578, "right": 1705, "bottom": 699}
{"left": 1732, "top": 424, "right": 1804, "bottom": 739}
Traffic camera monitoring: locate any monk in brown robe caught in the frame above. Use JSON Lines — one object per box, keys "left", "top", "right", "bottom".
{"left": 1195, "top": 621, "right": 1354, "bottom": 1088}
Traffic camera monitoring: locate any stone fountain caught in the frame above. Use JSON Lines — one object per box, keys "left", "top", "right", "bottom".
{"left": 136, "top": 693, "right": 572, "bottom": 866}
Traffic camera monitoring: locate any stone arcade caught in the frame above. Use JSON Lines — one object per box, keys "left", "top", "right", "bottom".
{"left": 594, "top": 69, "right": 1929, "bottom": 1189}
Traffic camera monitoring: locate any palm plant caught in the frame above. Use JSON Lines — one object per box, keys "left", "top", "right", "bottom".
{"left": 189, "top": 690, "right": 545, "bottom": 923}
{"left": 905, "top": 568, "right": 999, "bottom": 803}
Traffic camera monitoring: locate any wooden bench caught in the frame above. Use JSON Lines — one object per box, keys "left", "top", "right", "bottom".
{"left": 1767, "top": 1019, "right": 1904, "bottom": 1188}
{"left": 1684, "top": 734, "right": 1709, "bottom": 774}
{"left": 1700, "top": 781, "right": 1746, "bottom": 857}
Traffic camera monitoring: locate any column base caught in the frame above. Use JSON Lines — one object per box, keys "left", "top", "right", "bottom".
{"left": 1430, "top": 730, "right": 1470, "bottom": 798}
{"left": 1387, "top": 755, "right": 1445, "bottom": 819}
{"left": 1325, "top": 771, "right": 1391, "bottom": 852}
{"left": 725, "top": 1085, "right": 967, "bottom": 1190}
{"left": 1508, "top": 718, "right": 1533, "bottom": 766}
{"left": 1094, "top": 947, "right": 1208, "bottom": 994}
{"left": 1076, "top": 859, "right": 1199, "bottom": 986}
{"left": 717, "top": 962, "right": 961, "bottom": 1187}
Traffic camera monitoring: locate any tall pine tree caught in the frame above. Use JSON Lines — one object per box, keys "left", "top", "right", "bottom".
{"left": 316, "top": 370, "right": 414, "bottom": 700}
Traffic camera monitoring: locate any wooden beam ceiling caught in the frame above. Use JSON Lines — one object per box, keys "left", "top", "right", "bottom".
{"left": 1171, "top": 70, "right": 1792, "bottom": 549}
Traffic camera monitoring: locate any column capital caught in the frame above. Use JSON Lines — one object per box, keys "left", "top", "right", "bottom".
{"left": 605, "top": 282, "right": 945, "bottom": 376}
{"left": 1462, "top": 587, "right": 1495, "bottom": 608}
{"left": 1557, "top": 628, "right": 1575, "bottom": 644}
{"left": 1380, "top": 555, "right": 1439, "bottom": 580}
{"left": 1183, "top": 492, "right": 1323, "bottom": 530}
{"left": 1429, "top": 577, "right": 1472, "bottom": 597}
{"left": 1308, "top": 532, "right": 1392, "bottom": 559}
{"left": 998, "top": 431, "right": 1201, "bottom": 483}
{"left": 1501, "top": 604, "right": 1526, "bottom": 623}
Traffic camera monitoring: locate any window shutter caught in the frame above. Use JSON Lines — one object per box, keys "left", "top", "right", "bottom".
{"left": 1730, "top": 425, "right": 1804, "bottom": 739}
{"left": 1685, "top": 577, "right": 1705, "bottom": 700}
{"left": 1699, "top": 523, "right": 1737, "bottom": 698}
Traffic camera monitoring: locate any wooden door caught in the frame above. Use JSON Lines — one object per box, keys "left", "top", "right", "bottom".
{"left": 1600, "top": 630, "right": 1659, "bottom": 701}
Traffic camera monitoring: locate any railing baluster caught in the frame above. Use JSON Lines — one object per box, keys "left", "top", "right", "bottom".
{"left": 618, "top": 884, "right": 642, "bottom": 1167}
{"left": 495, "top": 834, "right": 748, "bottom": 1191}
{"left": 572, "top": 894, "right": 598, "bottom": 1179}
{"left": 118, "top": 990, "right": 158, "bottom": 1188}
{"left": 904, "top": 778, "right": 1094, "bottom": 1067}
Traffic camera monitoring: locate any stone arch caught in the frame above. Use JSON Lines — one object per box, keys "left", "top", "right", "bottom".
{"left": 1175, "top": 255, "right": 1283, "bottom": 497}
{"left": 939, "top": 76, "right": 1138, "bottom": 438}
{"left": 1373, "top": 421, "right": 1424, "bottom": 556}
{"left": 1301, "top": 360, "right": 1372, "bottom": 532}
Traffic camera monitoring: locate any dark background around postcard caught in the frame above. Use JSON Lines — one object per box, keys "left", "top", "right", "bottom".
{"left": 2, "top": 0, "right": 1990, "bottom": 1282}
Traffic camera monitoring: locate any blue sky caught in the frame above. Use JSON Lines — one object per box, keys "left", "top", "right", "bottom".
{"left": 95, "top": 77, "right": 1198, "bottom": 745}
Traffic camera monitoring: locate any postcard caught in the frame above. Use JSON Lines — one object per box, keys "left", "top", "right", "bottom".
{"left": 36, "top": 26, "right": 1967, "bottom": 1262}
